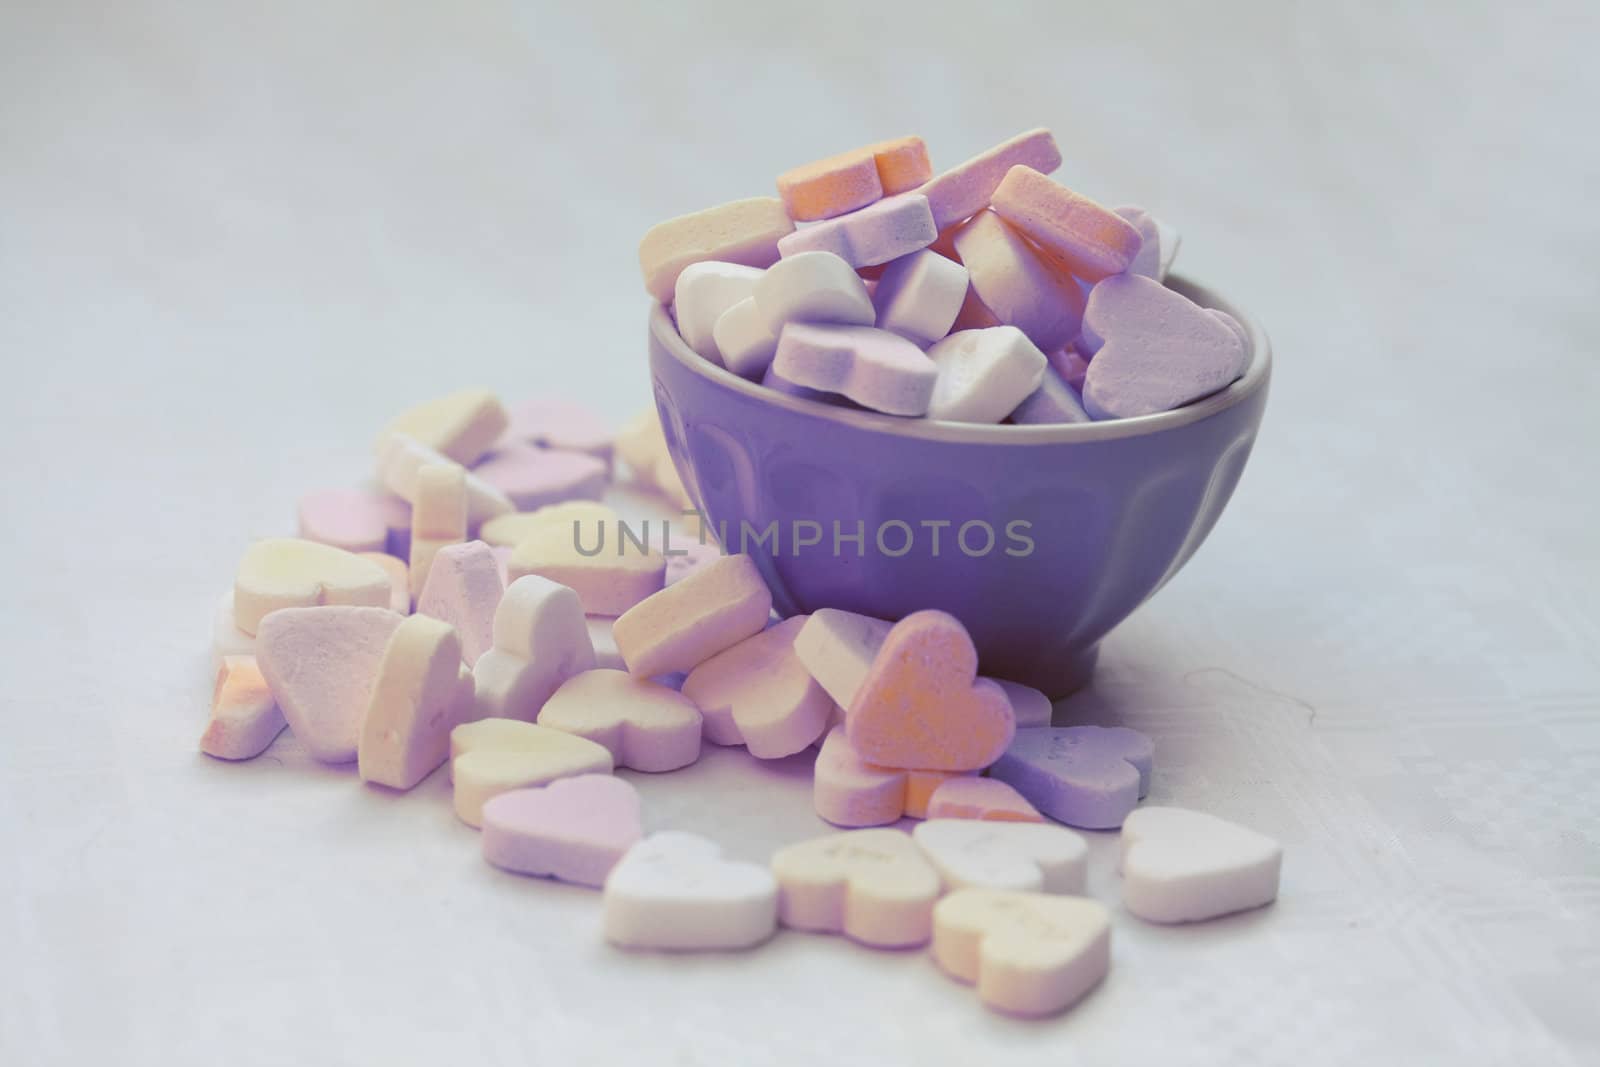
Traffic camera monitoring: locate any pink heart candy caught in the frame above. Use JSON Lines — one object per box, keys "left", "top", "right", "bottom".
{"left": 481, "top": 774, "right": 643, "bottom": 888}
{"left": 415, "top": 540, "right": 503, "bottom": 665}
{"left": 845, "top": 610, "right": 1016, "bottom": 772}
{"left": 1079, "top": 274, "right": 1247, "bottom": 420}
{"left": 500, "top": 399, "right": 614, "bottom": 462}
{"left": 472, "top": 443, "right": 608, "bottom": 512}
{"left": 772, "top": 323, "right": 937, "bottom": 417}
{"left": 256, "top": 605, "right": 404, "bottom": 763}
{"left": 297, "top": 488, "right": 391, "bottom": 554}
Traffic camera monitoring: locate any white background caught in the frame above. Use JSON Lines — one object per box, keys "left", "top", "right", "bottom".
{"left": 3, "top": 2, "right": 1597, "bottom": 1064}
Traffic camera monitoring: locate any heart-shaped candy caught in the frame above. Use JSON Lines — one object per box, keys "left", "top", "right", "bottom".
{"left": 415, "top": 540, "right": 503, "bottom": 665}
{"left": 375, "top": 388, "right": 508, "bottom": 467}
{"left": 988, "top": 725, "right": 1153, "bottom": 829}
{"left": 919, "top": 128, "right": 1062, "bottom": 231}
{"left": 989, "top": 166, "right": 1141, "bottom": 282}
{"left": 924, "top": 777, "right": 1044, "bottom": 823}
{"left": 794, "top": 608, "right": 893, "bottom": 708}
{"left": 770, "top": 828, "right": 941, "bottom": 947}
{"left": 500, "top": 399, "right": 614, "bottom": 463}
{"left": 812, "top": 725, "right": 905, "bottom": 827}
{"left": 712, "top": 295, "right": 780, "bottom": 379}
{"left": 912, "top": 819, "right": 1086, "bottom": 894}
{"left": 1079, "top": 273, "right": 1247, "bottom": 420}
{"left": 933, "top": 889, "right": 1111, "bottom": 1017}
{"left": 871, "top": 248, "right": 969, "bottom": 345}
{"left": 845, "top": 610, "right": 1015, "bottom": 772}
{"left": 603, "top": 831, "right": 779, "bottom": 950}
{"left": 775, "top": 192, "right": 937, "bottom": 269}
{"left": 673, "top": 261, "right": 765, "bottom": 364}
{"left": 538, "top": 669, "right": 702, "bottom": 772}
{"left": 507, "top": 520, "right": 665, "bottom": 617}
{"left": 925, "top": 326, "right": 1049, "bottom": 424}
{"left": 471, "top": 443, "right": 609, "bottom": 512}
{"left": 296, "top": 488, "right": 390, "bottom": 554}
{"left": 199, "top": 656, "right": 285, "bottom": 761}
{"left": 407, "top": 463, "right": 467, "bottom": 596}
{"left": 811, "top": 726, "right": 968, "bottom": 826}
{"left": 753, "top": 250, "right": 876, "bottom": 333}
{"left": 232, "top": 538, "right": 393, "bottom": 636}
{"left": 682, "top": 616, "right": 831, "bottom": 758}
{"left": 358, "top": 615, "right": 475, "bottom": 791}
{"left": 480, "top": 774, "right": 639, "bottom": 885}
{"left": 770, "top": 322, "right": 937, "bottom": 416}
{"left": 451, "top": 719, "right": 614, "bottom": 827}
{"left": 777, "top": 136, "right": 930, "bottom": 221}
{"left": 1119, "top": 806, "right": 1282, "bottom": 923}
{"left": 255, "top": 606, "right": 404, "bottom": 763}
{"left": 471, "top": 575, "right": 596, "bottom": 722}
{"left": 638, "top": 195, "right": 793, "bottom": 305}
{"left": 950, "top": 212, "right": 1084, "bottom": 354}
{"left": 612, "top": 553, "right": 772, "bottom": 679}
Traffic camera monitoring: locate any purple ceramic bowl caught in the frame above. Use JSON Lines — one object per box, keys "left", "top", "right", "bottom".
{"left": 647, "top": 275, "right": 1270, "bottom": 697}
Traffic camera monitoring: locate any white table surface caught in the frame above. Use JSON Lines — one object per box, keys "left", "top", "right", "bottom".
{"left": 3, "top": 2, "right": 1597, "bottom": 1064}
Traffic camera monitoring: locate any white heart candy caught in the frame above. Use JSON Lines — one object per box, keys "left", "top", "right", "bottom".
{"left": 673, "top": 261, "right": 765, "bottom": 365}
{"left": 681, "top": 615, "right": 831, "bottom": 759}
{"left": 1119, "top": 806, "right": 1282, "bottom": 923}
{"left": 912, "top": 819, "right": 1087, "bottom": 894}
{"left": 471, "top": 575, "right": 596, "bottom": 722}
{"left": 415, "top": 540, "right": 503, "bottom": 665}
{"left": 925, "top": 326, "right": 1048, "bottom": 425}
{"left": 602, "top": 831, "right": 778, "bottom": 950}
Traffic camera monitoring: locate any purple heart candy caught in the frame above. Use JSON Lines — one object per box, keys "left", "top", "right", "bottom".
{"left": 987, "top": 725, "right": 1154, "bottom": 829}
{"left": 1079, "top": 274, "right": 1247, "bottom": 420}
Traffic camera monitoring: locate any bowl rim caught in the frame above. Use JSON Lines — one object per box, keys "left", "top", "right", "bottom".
{"left": 650, "top": 272, "right": 1270, "bottom": 444}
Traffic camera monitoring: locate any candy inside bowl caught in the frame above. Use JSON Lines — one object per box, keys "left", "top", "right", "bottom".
{"left": 647, "top": 273, "right": 1270, "bottom": 698}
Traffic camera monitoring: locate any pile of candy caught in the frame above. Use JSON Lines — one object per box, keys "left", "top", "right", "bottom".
{"left": 203, "top": 384, "right": 1284, "bottom": 1019}
{"left": 639, "top": 129, "right": 1249, "bottom": 422}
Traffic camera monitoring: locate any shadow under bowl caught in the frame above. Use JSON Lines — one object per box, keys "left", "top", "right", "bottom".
{"left": 646, "top": 275, "right": 1271, "bottom": 698}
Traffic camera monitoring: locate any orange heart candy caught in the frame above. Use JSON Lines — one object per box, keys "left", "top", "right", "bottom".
{"left": 844, "top": 610, "right": 1015, "bottom": 772}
